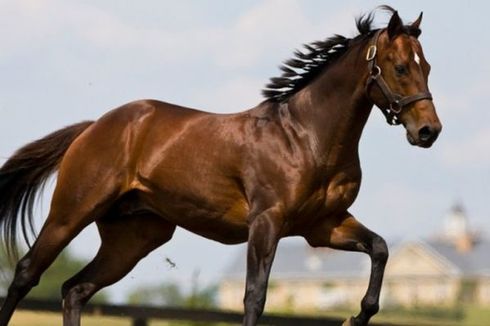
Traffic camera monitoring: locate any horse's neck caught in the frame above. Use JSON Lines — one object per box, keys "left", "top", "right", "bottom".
{"left": 288, "top": 49, "right": 373, "bottom": 166}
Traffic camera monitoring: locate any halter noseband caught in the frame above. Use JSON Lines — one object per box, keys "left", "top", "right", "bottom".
{"left": 365, "top": 29, "right": 433, "bottom": 125}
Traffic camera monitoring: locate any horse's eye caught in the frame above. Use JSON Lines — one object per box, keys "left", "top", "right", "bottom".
{"left": 395, "top": 64, "right": 408, "bottom": 76}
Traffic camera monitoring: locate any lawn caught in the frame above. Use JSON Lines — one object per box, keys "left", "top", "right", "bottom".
{"left": 8, "top": 306, "right": 490, "bottom": 326}
{"left": 9, "top": 311, "right": 235, "bottom": 326}
{"left": 10, "top": 311, "right": 129, "bottom": 326}
{"left": 318, "top": 305, "right": 490, "bottom": 326}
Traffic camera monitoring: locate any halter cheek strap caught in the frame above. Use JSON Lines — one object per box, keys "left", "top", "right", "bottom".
{"left": 365, "top": 29, "right": 433, "bottom": 125}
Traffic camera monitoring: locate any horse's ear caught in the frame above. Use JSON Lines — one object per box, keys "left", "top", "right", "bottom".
{"left": 387, "top": 11, "right": 403, "bottom": 40}
{"left": 411, "top": 12, "right": 423, "bottom": 29}
{"left": 410, "top": 12, "right": 423, "bottom": 38}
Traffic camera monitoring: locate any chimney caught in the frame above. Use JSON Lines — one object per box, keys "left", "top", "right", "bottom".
{"left": 455, "top": 233, "right": 474, "bottom": 253}
{"left": 443, "top": 203, "right": 477, "bottom": 253}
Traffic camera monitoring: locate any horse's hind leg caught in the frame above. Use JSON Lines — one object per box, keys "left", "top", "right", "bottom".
{"left": 0, "top": 173, "right": 121, "bottom": 326}
{"left": 0, "top": 214, "right": 105, "bottom": 326}
{"left": 62, "top": 212, "right": 175, "bottom": 326}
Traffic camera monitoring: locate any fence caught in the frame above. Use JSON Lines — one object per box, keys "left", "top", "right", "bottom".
{"left": 1, "top": 297, "right": 390, "bottom": 325}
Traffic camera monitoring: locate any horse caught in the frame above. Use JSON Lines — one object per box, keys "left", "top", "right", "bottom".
{"left": 0, "top": 6, "right": 441, "bottom": 326}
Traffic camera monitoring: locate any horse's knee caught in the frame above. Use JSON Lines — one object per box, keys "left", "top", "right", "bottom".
{"left": 63, "top": 283, "right": 97, "bottom": 310}
{"left": 61, "top": 278, "right": 77, "bottom": 299}
{"left": 371, "top": 236, "right": 388, "bottom": 263}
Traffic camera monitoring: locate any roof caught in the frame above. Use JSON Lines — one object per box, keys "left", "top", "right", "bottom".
{"left": 222, "top": 238, "right": 490, "bottom": 281}
{"left": 427, "top": 240, "right": 490, "bottom": 277}
{"left": 223, "top": 240, "right": 369, "bottom": 281}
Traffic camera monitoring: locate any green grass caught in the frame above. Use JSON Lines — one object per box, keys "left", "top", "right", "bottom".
{"left": 9, "top": 311, "right": 236, "bottom": 326}
{"left": 10, "top": 311, "right": 130, "bottom": 326}
{"left": 314, "top": 305, "right": 490, "bottom": 326}
{"left": 8, "top": 306, "right": 490, "bottom": 326}
{"left": 462, "top": 306, "right": 490, "bottom": 326}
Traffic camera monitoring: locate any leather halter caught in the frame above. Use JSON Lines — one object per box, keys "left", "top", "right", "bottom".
{"left": 365, "top": 29, "right": 433, "bottom": 125}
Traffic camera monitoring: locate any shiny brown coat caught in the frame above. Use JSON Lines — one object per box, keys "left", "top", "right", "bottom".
{"left": 0, "top": 8, "right": 441, "bottom": 326}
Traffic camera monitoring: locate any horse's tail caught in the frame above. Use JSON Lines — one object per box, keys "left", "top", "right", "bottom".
{"left": 0, "top": 121, "right": 94, "bottom": 259}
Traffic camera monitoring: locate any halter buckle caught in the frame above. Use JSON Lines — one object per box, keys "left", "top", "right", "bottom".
{"left": 366, "top": 45, "right": 377, "bottom": 61}
{"left": 371, "top": 65, "right": 381, "bottom": 78}
{"left": 390, "top": 100, "right": 402, "bottom": 114}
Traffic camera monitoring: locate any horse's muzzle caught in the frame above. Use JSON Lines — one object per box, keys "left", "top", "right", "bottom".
{"left": 407, "top": 124, "right": 441, "bottom": 148}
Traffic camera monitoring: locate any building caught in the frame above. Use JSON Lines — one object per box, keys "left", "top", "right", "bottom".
{"left": 219, "top": 205, "right": 490, "bottom": 311}
{"left": 220, "top": 243, "right": 369, "bottom": 311}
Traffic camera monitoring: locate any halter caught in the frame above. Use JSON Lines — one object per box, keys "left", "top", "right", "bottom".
{"left": 365, "top": 29, "right": 433, "bottom": 125}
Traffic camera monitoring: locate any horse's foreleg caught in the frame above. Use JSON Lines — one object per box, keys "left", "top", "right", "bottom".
{"left": 242, "top": 207, "right": 283, "bottom": 326}
{"left": 304, "top": 212, "right": 388, "bottom": 326}
{"left": 62, "top": 213, "right": 175, "bottom": 326}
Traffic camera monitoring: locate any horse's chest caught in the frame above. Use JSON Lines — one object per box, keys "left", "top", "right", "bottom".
{"left": 287, "top": 171, "right": 360, "bottom": 234}
{"left": 317, "top": 168, "right": 361, "bottom": 215}
{"left": 289, "top": 168, "right": 361, "bottom": 218}
{"left": 324, "top": 177, "right": 360, "bottom": 213}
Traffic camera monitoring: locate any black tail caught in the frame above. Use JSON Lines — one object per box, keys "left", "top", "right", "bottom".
{"left": 0, "top": 121, "right": 94, "bottom": 259}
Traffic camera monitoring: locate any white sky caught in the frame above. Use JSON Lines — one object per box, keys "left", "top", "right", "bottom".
{"left": 0, "top": 0, "right": 489, "bottom": 302}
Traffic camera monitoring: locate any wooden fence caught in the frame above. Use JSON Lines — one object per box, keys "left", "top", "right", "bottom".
{"left": 0, "top": 297, "right": 395, "bottom": 325}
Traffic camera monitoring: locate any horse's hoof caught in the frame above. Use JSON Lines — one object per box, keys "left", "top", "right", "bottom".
{"left": 342, "top": 316, "right": 356, "bottom": 326}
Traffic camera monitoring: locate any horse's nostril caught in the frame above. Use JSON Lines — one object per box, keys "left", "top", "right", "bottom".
{"left": 418, "top": 126, "right": 433, "bottom": 142}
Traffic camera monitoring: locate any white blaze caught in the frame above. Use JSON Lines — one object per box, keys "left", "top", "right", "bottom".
{"left": 414, "top": 52, "right": 421, "bottom": 65}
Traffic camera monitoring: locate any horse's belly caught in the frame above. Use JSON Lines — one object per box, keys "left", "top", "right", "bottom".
{"left": 180, "top": 220, "right": 249, "bottom": 244}
{"left": 168, "top": 210, "right": 250, "bottom": 244}
{"left": 180, "top": 204, "right": 250, "bottom": 244}
{"left": 146, "top": 189, "right": 250, "bottom": 244}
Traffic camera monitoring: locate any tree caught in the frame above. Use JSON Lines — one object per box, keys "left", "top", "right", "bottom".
{"left": 127, "top": 270, "right": 217, "bottom": 309}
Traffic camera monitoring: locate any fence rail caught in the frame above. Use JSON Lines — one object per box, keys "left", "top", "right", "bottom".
{"left": 2, "top": 297, "right": 394, "bottom": 325}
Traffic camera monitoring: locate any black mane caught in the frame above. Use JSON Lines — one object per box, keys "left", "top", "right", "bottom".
{"left": 262, "top": 10, "right": 377, "bottom": 103}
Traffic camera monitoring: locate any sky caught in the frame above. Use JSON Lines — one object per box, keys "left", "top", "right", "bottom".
{"left": 0, "top": 0, "right": 489, "bottom": 303}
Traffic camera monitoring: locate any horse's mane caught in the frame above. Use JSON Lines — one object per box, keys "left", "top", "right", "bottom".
{"left": 262, "top": 6, "right": 400, "bottom": 103}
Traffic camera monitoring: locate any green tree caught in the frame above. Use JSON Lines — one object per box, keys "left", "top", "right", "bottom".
{"left": 127, "top": 271, "right": 217, "bottom": 309}
{"left": 127, "top": 272, "right": 218, "bottom": 326}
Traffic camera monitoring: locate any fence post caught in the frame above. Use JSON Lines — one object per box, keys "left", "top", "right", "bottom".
{"left": 132, "top": 317, "right": 148, "bottom": 326}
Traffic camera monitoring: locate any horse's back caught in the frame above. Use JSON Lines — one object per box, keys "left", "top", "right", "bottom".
{"left": 59, "top": 99, "right": 205, "bottom": 176}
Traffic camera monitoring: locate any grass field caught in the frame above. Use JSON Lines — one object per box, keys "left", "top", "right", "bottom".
{"left": 379, "top": 306, "right": 490, "bottom": 326}
{"left": 9, "top": 311, "right": 236, "bottom": 326}
{"left": 320, "top": 306, "right": 490, "bottom": 326}
{"left": 8, "top": 306, "right": 490, "bottom": 326}
{"left": 10, "top": 311, "right": 129, "bottom": 326}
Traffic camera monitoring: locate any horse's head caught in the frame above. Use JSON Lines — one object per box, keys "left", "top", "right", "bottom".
{"left": 366, "top": 10, "right": 442, "bottom": 148}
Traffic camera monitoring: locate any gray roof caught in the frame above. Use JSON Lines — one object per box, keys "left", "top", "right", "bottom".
{"left": 222, "top": 239, "right": 490, "bottom": 281}
{"left": 426, "top": 240, "right": 490, "bottom": 276}
{"left": 223, "top": 241, "right": 369, "bottom": 281}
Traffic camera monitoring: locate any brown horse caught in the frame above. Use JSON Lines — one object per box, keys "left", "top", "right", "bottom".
{"left": 0, "top": 6, "right": 441, "bottom": 326}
